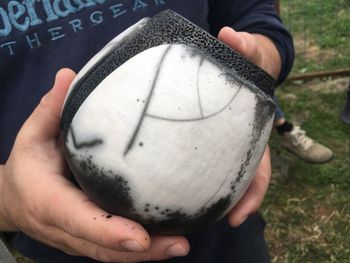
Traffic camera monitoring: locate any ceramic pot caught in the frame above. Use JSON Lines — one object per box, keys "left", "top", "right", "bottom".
{"left": 61, "top": 10, "right": 276, "bottom": 235}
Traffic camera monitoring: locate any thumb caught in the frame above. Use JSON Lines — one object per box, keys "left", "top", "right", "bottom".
{"left": 23, "top": 68, "right": 76, "bottom": 143}
{"left": 218, "top": 27, "right": 258, "bottom": 64}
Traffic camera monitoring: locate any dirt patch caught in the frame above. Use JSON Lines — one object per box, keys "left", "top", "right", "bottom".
{"left": 285, "top": 77, "right": 349, "bottom": 94}
{"left": 306, "top": 77, "right": 349, "bottom": 93}
{"left": 294, "top": 35, "right": 337, "bottom": 62}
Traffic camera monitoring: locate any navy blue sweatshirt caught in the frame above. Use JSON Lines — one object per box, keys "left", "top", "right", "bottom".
{"left": 0, "top": 0, "right": 294, "bottom": 262}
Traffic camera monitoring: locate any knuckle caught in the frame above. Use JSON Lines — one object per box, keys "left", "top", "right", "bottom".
{"left": 47, "top": 194, "right": 75, "bottom": 232}
{"left": 142, "top": 252, "right": 152, "bottom": 262}
{"left": 38, "top": 93, "right": 59, "bottom": 122}
{"left": 62, "top": 248, "right": 80, "bottom": 256}
{"left": 40, "top": 229, "right": 78, "bottom": 256}
{"left": 93, "top": 245, "right": 112, "bottom": 262}
{"left": 62, "top": 214, "right": 75, "bottom": 234}
{"left": 93, "top": 245, "right": 103, "bottom": 261}
{"left": 39, "top": 95, "right": 50, "bottom": 111}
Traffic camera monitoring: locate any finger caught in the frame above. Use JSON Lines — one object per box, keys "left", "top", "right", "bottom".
{"left": 228, "top": 146, "right": 271, "bottom": 227}
{"left": 24, "top": 68, "right": 76, "bottom": 142}
{"left": 218, "top": 27, "right": 260, "bottom": 64}
{"left": 44, "top": 229, "right": 189, "bottom": 263}
{"left": 43, "top": 180, "right": 153, "bottom": 253}
{"left": 116, "top": 235, "right": 190, "bottom": 262}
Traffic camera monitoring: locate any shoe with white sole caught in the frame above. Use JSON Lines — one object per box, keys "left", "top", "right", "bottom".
{"left": 281, "top": 126, "right": 333, "bottom": 163}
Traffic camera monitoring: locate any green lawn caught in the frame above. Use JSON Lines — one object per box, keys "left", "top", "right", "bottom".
{"left": 265, "top": 3, "right": 350, "bottom": 260}
{"left": 263, "top": 77, "right": 350, "bottom": 262}
{"left": 280, "top": 0, "right": 350, "bottom": 75}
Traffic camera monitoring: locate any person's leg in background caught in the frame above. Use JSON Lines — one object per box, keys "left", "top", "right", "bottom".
{"left": 340, "top": 81, "right": 350, "bottom": 124}
{"left": 273, "top": 96, "right": 333, "bottom": 164}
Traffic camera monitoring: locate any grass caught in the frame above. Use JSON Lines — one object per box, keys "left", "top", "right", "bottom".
{"left": 267, "top": 6, "right": 350, "bottom": 259}
{"left": 280, "top": 0, "right": 350, "bottom": 75}
{"left": 263, "top": 77, "right": 350, "bottom": 262}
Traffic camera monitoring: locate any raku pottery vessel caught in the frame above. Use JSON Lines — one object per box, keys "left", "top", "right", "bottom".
{"left": 60, "top": 10, "right": 276, "bottom": 235}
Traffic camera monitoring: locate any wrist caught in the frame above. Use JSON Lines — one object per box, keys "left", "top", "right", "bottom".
{"left": 0, "top": 165, "right": 17, "bottom": 231}
{"left": 252, "top": 34, "right": 281, "bottom": 80}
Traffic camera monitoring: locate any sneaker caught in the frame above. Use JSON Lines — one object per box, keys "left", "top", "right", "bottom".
{"left": 341, "top": 98, "right": 350, "bottom": 124}
{"left": 280, "top": 126, "right": 333, "bottom": 163}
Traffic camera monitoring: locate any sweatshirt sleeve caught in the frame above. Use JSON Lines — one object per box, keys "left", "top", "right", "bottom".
{"left": 208, "top": 0, "right": 294, "bottom": 85}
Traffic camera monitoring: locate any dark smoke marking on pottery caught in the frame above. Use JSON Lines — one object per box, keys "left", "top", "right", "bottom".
{"left": 123, "top": 45, "right": 172, "bottom": 156}
{"left": 64, "top": 151, "right": 135, "bottom": 218}
{"left": 252, "top": 94, "right": 276, "bottom": 139}
{"left": 196, "top": 56, "right": 205, "bottom": 118}
{"left": 69, "top": 126, "right": 103, "bottom": 150}
{"left": 143, "top": 46, "right": 244, "bottom": 122}
{"left": 64, "top": 147, "right": 235, "bottom": 234}
{"left": 145, "top": 83, "right": 243, "bottom": 122}
{"left": 198, "top": 165, "right": 237, "bottom": 210}
{"left": 230, "top": 94, "right": 276, "bottom": 194}
{"left": 144, "top": 195, "right": 232, "bottom": 235}
{"left": 123, "top": 45, "right": 246, "bottom": 156}
{"left": 60, "top": 9, "right": 275, "bottom": 138}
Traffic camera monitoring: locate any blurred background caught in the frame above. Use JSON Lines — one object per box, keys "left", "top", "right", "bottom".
{"left": 264, "top": 0, "right": 350, "bottom": 262}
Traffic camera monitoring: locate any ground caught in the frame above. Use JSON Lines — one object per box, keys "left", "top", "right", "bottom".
{"left": 264, "top": 77, "right": 350, "bottom": 262}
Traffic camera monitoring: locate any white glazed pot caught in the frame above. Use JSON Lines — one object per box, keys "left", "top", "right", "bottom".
{"left": 61, "top": 10, "right": 276, "bottom": 234}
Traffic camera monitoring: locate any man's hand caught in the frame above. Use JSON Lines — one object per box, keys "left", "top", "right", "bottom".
{"left": 218, "top": 27, "right": 278, "bottom": 226}
{"left": 0, "top": 69, "right": 189, "bottom": 262}
{"left": 218, "top": 27, "right": 281, "bottom": 80}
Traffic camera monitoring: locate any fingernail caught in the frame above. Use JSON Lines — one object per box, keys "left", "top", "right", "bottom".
{"left": 166, "top": 244, "right": 187, "bottom": 257}
{"left": 120, "top": 240, "right": 145, "bottom": 252}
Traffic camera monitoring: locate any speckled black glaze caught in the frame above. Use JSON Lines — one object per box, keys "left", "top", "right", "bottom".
{"left": 230, "top": 93, "right": 276, "bottom": 195}
{"left": 66, "top": 151, "right": 135, "bottom": 219}
{"left": 66, "top": 148, "right": 233, "bottom": 235}
{"left": 60, "top": 9, "right": 275, "bottom": 137}
{"left": 143, "top": 195, "right": 232, "bottom": 235}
